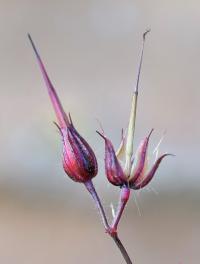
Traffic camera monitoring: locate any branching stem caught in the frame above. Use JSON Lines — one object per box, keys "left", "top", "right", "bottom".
{"left": 85, "top": 180, "right": 132, "bottom": 264}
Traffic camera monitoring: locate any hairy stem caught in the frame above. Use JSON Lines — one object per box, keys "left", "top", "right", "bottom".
{"left": 111, "top": 186, "right": 130, "bottom": 231}
{"left": 85, "top": 180, "right": 109, "bottom": 230}
{"left": 85, "top": 180, "right": 132, "bottom": 264}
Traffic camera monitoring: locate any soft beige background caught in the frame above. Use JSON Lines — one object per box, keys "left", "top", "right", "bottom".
{"left": 0, "top": 0, "right": 199, "bottom": 263}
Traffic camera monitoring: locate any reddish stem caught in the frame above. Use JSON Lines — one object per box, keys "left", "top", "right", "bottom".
{"left": 85, "top": 180, "right": 109, "bottom": 231}
{"left": 85, "top": 180, "right": 132, "bottom": 263}
{"left": 28, "top": 34, "right": 69, "bottom": 129}
{"left": 111, "top": 186, "right": 130, "bottom": 231}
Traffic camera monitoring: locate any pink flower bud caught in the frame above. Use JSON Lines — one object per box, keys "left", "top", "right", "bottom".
{"left": 29, "top": 34, "right": 98, "bottom": 183}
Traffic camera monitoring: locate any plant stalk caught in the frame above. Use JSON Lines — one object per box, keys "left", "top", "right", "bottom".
{"left": 112, "top": 234, "right": 133, "bottom": 264}
{"left": 111, "top": 186, "right": 130, "bottom": 231}
{"left": 85, "top": 180, "right": 109, "bottom": 230}
{"left": 85, "top": 180, "right": 132, "bottom": 264}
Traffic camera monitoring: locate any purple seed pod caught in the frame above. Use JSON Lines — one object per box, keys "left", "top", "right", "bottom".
{"left": 98, "top": 30, "right": 172, "bottom": 191}
{"left": 98, "top": 129, "right": 171, "bottom": 190}
{"left": 61, "top": 118, "right": 98, "bottom": 182}
{"left": 28, "top": 34, "right": 98, "bottom": 183}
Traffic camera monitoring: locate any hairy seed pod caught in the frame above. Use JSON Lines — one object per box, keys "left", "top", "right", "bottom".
{"left": 29, "top": 34, "right": 98, "bottom": 183}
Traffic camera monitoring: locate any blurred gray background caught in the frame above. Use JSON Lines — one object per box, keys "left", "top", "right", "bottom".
{"left": 0, "top": 0, "right": 199, "bottom": 263}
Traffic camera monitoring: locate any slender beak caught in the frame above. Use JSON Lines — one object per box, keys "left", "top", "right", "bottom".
{"left": 28, "top": 34, "right": 69, "bottom": 128}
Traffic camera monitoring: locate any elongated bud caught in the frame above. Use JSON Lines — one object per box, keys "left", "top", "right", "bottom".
{"left": 97, "top": 131, "right": 127, "bottom": 186}
{"left": 124, "top": 29, "right": 150, "bottom": 177}
{"left": 29, "top": 34, "right": 98, "bottom": 183}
